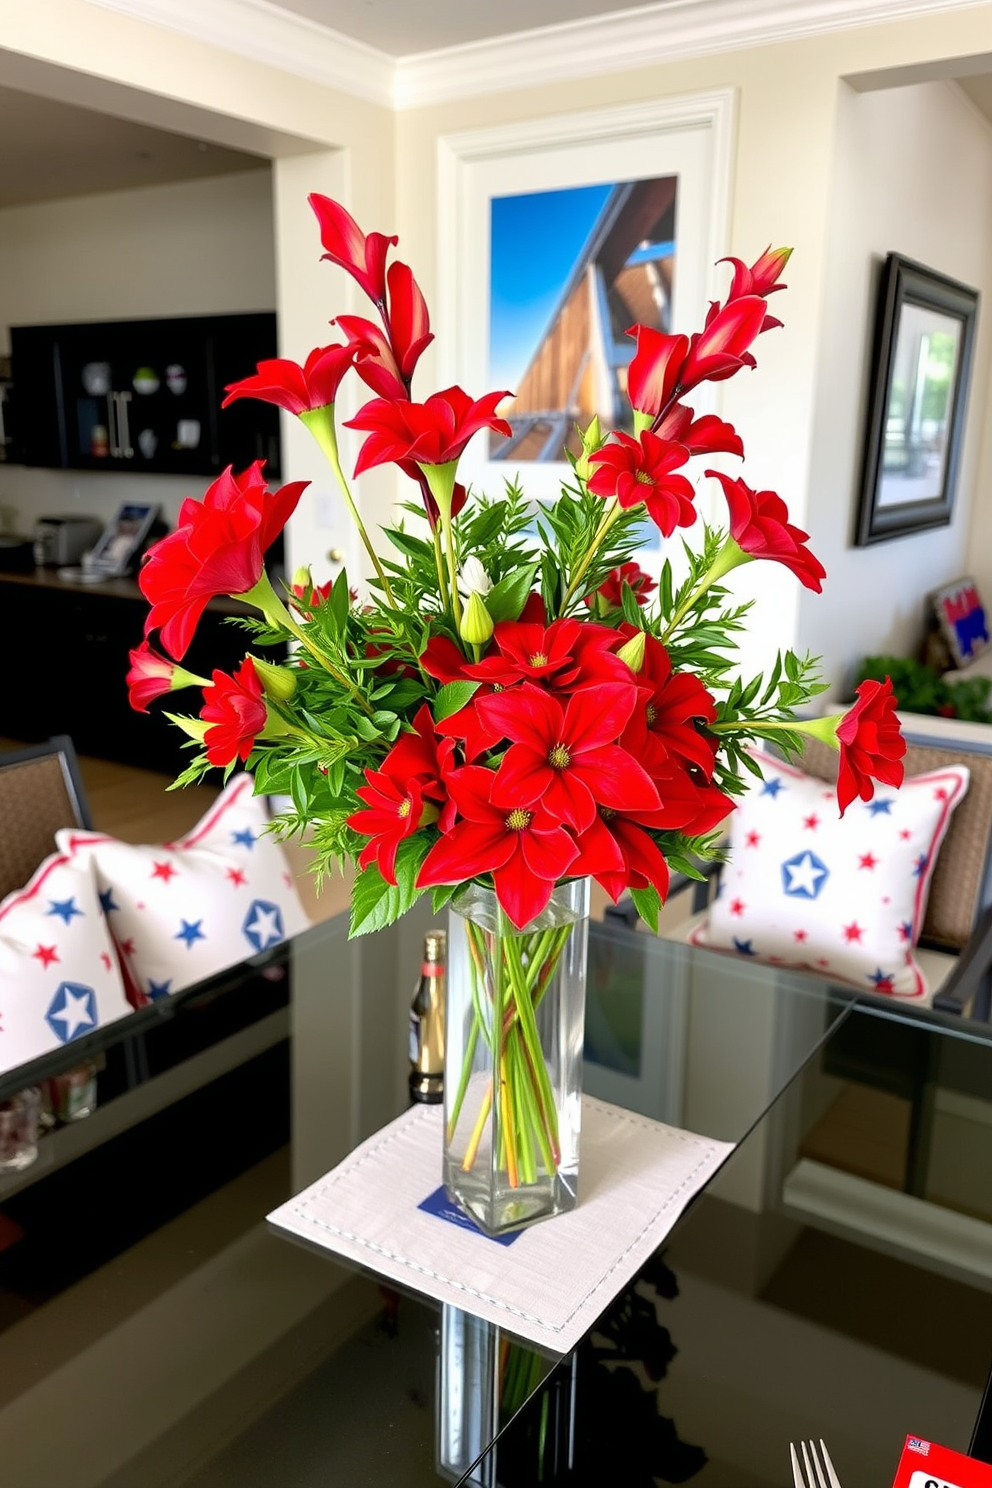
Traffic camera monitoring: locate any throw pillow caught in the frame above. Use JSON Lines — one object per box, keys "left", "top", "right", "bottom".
{"left": 0, "top": 850, "right": 133, "bottom": 1075}
{"left": 58, "top": 775, "right": 311, "bottom": 1004}
{"left": 690, "top": 749, "right": 969, "bottom": 998}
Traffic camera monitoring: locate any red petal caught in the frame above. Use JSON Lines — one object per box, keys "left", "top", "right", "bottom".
{"left": 493, "top": 846, "right": 556, "bottom": 929}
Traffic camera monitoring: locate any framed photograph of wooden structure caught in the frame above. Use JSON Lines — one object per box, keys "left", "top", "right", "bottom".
{"left": 436, "top": 93, "right": 735, "bottom": 507}
{"left": 855, "top": 254, "right": 979, "bottom": 546}
{"left": 487, "top": 176, "right": 677, "bottom": 465}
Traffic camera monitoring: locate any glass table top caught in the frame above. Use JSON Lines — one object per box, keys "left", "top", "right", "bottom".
{"left": 0, "top": 907, "right": 988, "bottom": 1486}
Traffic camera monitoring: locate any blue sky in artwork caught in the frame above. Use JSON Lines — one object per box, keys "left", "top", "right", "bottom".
{"left": 489, "top": 183, "right": 613, "bottom": 391}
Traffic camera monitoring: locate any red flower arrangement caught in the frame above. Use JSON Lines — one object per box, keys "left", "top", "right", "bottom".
{"left": 128, "top": 195, "right": 904, "bottom": 1213}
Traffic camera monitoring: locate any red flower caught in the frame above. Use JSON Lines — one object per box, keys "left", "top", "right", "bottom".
{"left": 348, "top": 772, "right": 426, "bottom": 884}
{"left": 480, "top": 682, "right": 660, "bottom": 833}
{"left": 587, "top": 431, "right": 696, "bottom": 538}
{"left": 347, "top": 386, "right": 511, "bottom": 475}
{"left": 720, "top": 246, "right": 791, "bottom": 301}
{"left": 386, "top": 704, "right": 457, "bottom": 831}
{"left": 586, "top": 562, "right": 657, "bottom": 612}
{"left": 415, "top": 766, "right": 579, "bottom": 929}
{"left": 836, "top": 678, "right": 906, "bottom": 816}
{"left": 706, "top": 470, "right": 826, "bottom": 593}
{"left": 221, "top": 343, "right": 355, "bottom": 415}
{"left": 655, "top": 403, "right": 743, "bottom": 458}
{"left": 618, "top": 629, "right": 718, "bottom": 779}
{"left": 127, "top": 641, "right": 181, "bottom": 713}
{"left": 336, "top": 316, "right": 406, "bottom": 402}
{"left": 385, "top": 260, "right": 433, "bottom": 383}
{"left": 200, "top": 658, "right": 267, "bottom": 767}
{"left": 625, "top": 326, "right": 689, "bottom": 419}
{"left": 139, "top": 463, "right": 307, "bottom": 660}
{"left": 679, "top": 295, "right": 768, "bottom": 390}
{"left": 572, "top": 809, "right": 671, "bottom": 904}
{"left": 309, "top": 193, "right": 396, "bottom": 304}
{"left": 464, "top": 617, "right": 628, "bottom": 691}
{"left": 642, "top": 761, "right": 734, "bottom": 835}
{"left": 289, "top": 576, "right": 333, "bottom": 612}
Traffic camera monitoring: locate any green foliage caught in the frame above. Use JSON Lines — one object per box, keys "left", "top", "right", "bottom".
{"left": 857, "top": 654, "right": 992, "bottom": 723}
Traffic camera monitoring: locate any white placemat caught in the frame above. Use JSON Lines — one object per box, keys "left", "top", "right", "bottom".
{"left": 268, "top": 1096, "right": 733, "bottom": 1354}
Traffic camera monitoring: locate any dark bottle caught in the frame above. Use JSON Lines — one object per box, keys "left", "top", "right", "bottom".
{"left": 409, "top": 929, "right": 446, "bottom": 1104}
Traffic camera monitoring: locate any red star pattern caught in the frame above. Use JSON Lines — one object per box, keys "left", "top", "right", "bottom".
{"left": 934, "top": 787, "right": 948, "bottom": 801}
{"left": 793, "top": 929, "right": 808, "bottom": 943}
{"left": 858, "top": 852, "right": 878, "bottom": 870}
{"left": 745, "top": 830, "right": 761, "bottom": 849}
{"left": 816, "top": 957, "right": 830, "bottom": 967}
{"left": 899, "top": 829, "right": 911, "bottom": 840}
{"left": 32, "top": 944, "right": 59, "bottom": 968}
{"left": 729, "top": 898, "right": 746, "bottom": 917}
{"left": 100, "top": 951, "right": 113, "bottom": 971}
{"left": 151, "top": 860, "right": 178, "bottom": 882}
{"left": 842, "top": 921, "right": 864, "bottom": 943}
{"left": 120, "top": 937, "right": 136, "bottom": 957}
{"left": 226, "top": 867, "right": 248, "bottom": 887}
{"left": 802, "top": 813, "right": 820, "bottom": 831}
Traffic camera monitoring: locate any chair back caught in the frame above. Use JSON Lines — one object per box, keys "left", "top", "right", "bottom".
{"left": 799, "top": 713, "right": 992, "bottom": 952}
{"left": 0, "top": 736, "right": 92, "bottom": 903}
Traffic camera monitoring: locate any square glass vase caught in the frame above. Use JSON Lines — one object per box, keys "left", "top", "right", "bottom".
{"left": 443, "top": 878, "right": 590, "bottom": 1236}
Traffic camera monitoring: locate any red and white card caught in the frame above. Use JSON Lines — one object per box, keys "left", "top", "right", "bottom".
{"left": 891, "top": 1435, "right": 992, "bottom": 1488}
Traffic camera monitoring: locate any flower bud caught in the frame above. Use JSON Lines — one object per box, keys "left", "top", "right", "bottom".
{"left": 251, "top": 655, "right": 298, "bottom": 702}
{"left": 574, "top": 415, "right": 603, "bottom": 482}
{"left": 617, "top": 629, "right": 646, "bottom": 673}
{"left": 291, "top": 565, "right": 313, "bottom": 594}
{"left": 457, "top": 556, "right": 493, "bottom": 597}
{"left": 460, "top": 590, "right": 494, "bottom": 647}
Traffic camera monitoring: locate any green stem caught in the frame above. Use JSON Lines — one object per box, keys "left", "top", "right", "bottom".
{"left": 237, "top": 571, "right": 375, "bottom": 716}
{"left": 431, "top": 521, "right": 450, "bottom": 612}
{"left": 559, "top": 497, "right": 622, "bottom": 615}
{"left": 660, "top": 538, "right": 751, "bottom": 644}
{"left": 300, "top": 405, "right": 397, "bottom": 606}
{"left": 710, "top": 713, "right": 842, "bottom": 747}
{"left": 442, "top": 506, "right": 462, "bottom": 631}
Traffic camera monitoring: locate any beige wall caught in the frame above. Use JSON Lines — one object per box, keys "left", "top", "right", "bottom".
{"left": 800, "top": 79, "right": 992, "bottom": 700}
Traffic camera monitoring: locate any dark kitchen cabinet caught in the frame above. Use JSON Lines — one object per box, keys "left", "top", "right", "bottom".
{"left": 8, "top": 313, "right": 280, "bottom": 479}
{"left": 0, "top": 571, "right": 284, "bottom": 775}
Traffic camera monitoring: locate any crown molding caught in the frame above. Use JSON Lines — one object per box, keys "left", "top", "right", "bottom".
{"left": 396, "top": 0, "right": 987, "bottom": 107}
{"left": 86, "top": 0, "right": 984, "bottom": 113}
{"left": 84, "top": 0, "right": 394, "bottom": 108}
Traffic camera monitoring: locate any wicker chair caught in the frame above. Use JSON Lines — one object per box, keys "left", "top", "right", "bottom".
{"left": 0, "top": 736, "right": 92, "bottom": 902}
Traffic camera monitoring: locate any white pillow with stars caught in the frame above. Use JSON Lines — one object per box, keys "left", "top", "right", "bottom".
{"left": 0, "top": 849, "right": 133, "bottom": 1075}
{"left": 57, "top": 775, "right": 311, "bottom": 1004}
{"left": 690, "top": 748, "right": 969, "bottom": 999}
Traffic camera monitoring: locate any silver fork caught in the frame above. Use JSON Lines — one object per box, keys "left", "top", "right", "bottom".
{"left": 790, "top": 1439, "right": 843, "bottom": 1488}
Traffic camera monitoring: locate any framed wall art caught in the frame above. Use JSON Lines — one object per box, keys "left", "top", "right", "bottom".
{"left": 855, "top": 253, "right": 979, "bottom": 546}
{"left": 436, "top": 92, "right": 735, "bottom": 509}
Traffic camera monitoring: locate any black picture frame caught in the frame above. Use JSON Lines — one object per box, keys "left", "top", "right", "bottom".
{"left": 855, "top": 253, "right": 979, "bottom": 546}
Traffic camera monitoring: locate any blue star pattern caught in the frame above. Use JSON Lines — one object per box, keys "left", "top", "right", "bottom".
{"left": 242, "top": 900, "right": 285, "bottom": 952}
{"left": 147, "top": 979, "right": 173, "bottom": 1000}
{"left": 733, "top": 938, "right": 757, "bottom": 955}
{"left": 45, "top": 982, "right": 98, "bottom": 1043}
{"left": 913, "top": 854, "right": 928, "bottom": 877}
{"left": 175, "top": 919, "right": 206, "bottom": 949}
{"left": 760, "top": 778, "right": 785, "bottom": 798}
{"left": 781, "top": 851, "right": 829, "bottom": 899}
{"left": 99, "top": 888, "right": 120, "bottom": 914}
{"left": 231, "top": 828, "right": 256, "bottom": 849}
{"left": 866, "top": 799, "right": 894, "bottom": 816}
{"left": 47, "top": 897, "right": 83, "bottom": 925}
{"left": 868, "top": 968, "right": 896, "bottom": 989}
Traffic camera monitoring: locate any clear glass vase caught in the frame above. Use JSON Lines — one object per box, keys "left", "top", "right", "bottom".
{"left": 444, "top": 878, "right": 590, "bottom": 1236}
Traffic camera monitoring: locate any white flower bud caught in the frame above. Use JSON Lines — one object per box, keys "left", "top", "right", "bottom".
{"left": 457, "top": 556, "right": 493, "bottom": 598}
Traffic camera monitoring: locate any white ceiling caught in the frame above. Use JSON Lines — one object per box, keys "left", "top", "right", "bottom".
{"left": 266, "top": 0, "right": 669, "bottom": 57}
{"left": 0, "top": 85, "right": 265, "bottom": 208}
